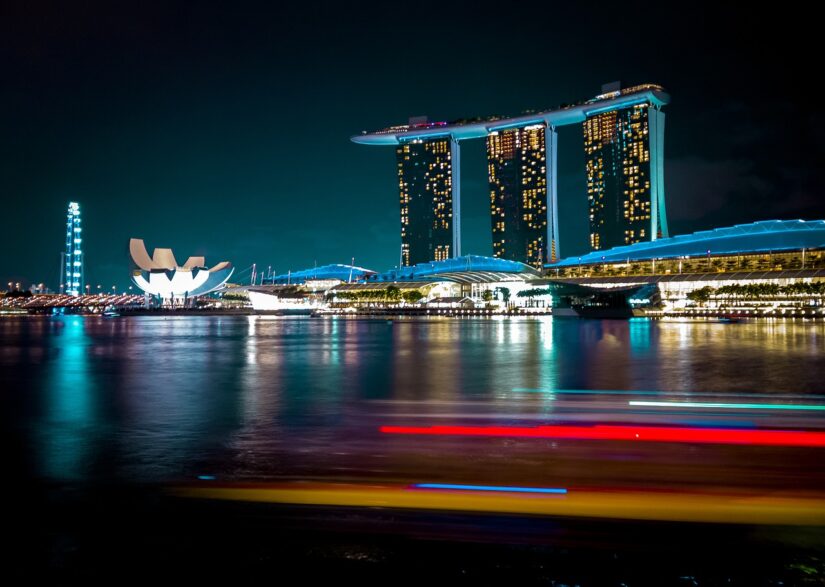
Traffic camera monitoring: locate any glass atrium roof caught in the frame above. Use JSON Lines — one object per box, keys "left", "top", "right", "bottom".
{"left": 268, "top": 264, "right": 376, "bottom": 284}
{"left": 550, "top": 220, "right": 825, "bottom": 267}
{"left": 370, "top": 255, "right": 540, "bottom": 283}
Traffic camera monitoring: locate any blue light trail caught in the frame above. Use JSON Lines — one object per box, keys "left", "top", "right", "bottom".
{"left": 412, "top": 483, "right": 568, "bottom": 494}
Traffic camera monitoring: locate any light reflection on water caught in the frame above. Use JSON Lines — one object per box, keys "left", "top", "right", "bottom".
{"left": 42, "top": 317, "right": 94, "bottom": 480}
{"left": 2, "top": 315, "right": 825, "bottom": 484}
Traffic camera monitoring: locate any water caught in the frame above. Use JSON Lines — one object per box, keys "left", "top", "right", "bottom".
{"left": 3, "top": 315, "right": 825, "bottom": 486}
{"left": 6, "top": 314, "right": 825, "bottom": 584}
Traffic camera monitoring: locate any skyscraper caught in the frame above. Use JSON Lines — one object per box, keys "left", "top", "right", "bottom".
{"left": 353, "top": 82, "right": 668, "bottom": 264}
{"left": 63, "top": 202, "right": 83, "bottom": 295}
{"left": 583, "top": 102, "right": 668, "bottom": 251}
{"left": 396, "top": 138, "right": 459, "bottom": 266}
{"left": 487, "top": 125, "right": 549, "bottom": 267}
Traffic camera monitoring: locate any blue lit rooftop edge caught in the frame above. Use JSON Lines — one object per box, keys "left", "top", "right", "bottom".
{"left": 269, "top": 255, "right": 539, "bottom": 285}
{"left": 368, "top": 255, "right": 540, "bottom": 282}
{"left": 267, "top": 263, "right": 376, "bottom": 284}
{"left": 547, "top": 220, "right": 825, "bottom": 267}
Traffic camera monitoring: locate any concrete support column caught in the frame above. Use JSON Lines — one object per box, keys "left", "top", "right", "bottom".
{"left": 648, "top": 107, "right": 669, "bottom": 239}
{"left": 545, "top": 125, "right": 560, "bottom": 262}
{"left": 450, "top": 136, "right": 461, "bottom": 258}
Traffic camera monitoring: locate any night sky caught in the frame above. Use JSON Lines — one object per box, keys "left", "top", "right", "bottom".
{"left": 2, "top": 1, "right": 823, "bottom": 290}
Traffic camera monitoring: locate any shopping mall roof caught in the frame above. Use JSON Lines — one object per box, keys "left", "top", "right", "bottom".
{"left": 368, "top": 255, "right": 541, "bottom": 284}
{"left": 267, "top": 263, "right": 376, "bottom": 284}
{"left": 548, "top": 269, "right": 825, "bottom": 286}
{"left": 549, "top": 220, "right": 825, "bottom": 268}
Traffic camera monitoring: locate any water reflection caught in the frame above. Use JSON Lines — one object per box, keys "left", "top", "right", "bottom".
{"left": 41, "top": 317, "right": 94, "bottom": 480}
{"left": 3, "top": 315, "right": 825, "bottom": 486}
{"left": 628, "top": 317, "right": 652, "bottom": 356}
{"left": 537, "top": 317, "right": 558, "bottom": 404}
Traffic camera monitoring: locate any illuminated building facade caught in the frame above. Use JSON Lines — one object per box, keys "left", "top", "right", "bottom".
{"left": 63, "top": 202, "right": 83, "bottom": 296}
{"left": 128, "top": 238, "right": 234, "bottom": 299}
{"left": 354, "top": 83, "right": 669, "bottom": 263}
{"left": 396, "top": 137, "right": 459, "bottom": 266}
{"left": 583, "top": 102, "right": 667, "bottom": 251}
{"left": 546, "top": 220, "right": 825, "bottom": 315}
{"left": 487, "top": 125, "right": 553, "bottom": 267}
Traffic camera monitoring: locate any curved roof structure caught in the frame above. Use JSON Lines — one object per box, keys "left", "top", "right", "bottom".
{"left": 152, "top": 248, "right": 178, "bottom": 269}
{"left": 369, "top": 255, "right": 540, "bottom": 283}
{"left": 128, "top": 238, "right": 233, "bottom": 297}
{"left": 549, "top": 220, "right": 825, "bottom": 267}
{"left": 183, "top": 256, "right": 205, "bottom": 270}
{"left": 352, "top": 84, "right": 669, "bottom": 145}
{"left": 267, "top": 263, "right": 376, "bottom": 284}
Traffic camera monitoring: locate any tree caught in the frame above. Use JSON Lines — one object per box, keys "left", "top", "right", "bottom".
{"left": 402, "top": 290, "right": 423, "bottom": 304}
{"left": 517, "top": 287, "right": 553, "bottom": 298}
{"left": 481, "top": 290, "right": 493, "bottom": 302}
{"left": 686, "top": 286, "right": 714, "bottom": 305}
{"left": 498, "top": 287, "right": 511, "bottom": 303}
{"left": 386, "top": 285, "right": 401, "bottom": 302}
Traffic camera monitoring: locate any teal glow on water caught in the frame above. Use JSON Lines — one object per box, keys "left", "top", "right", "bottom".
{"left": 2, "top": 315, "right": 825, "bottom": 485}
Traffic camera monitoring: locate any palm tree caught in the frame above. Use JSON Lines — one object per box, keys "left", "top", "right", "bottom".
{"left": 386, "top": 285, "right": 401, "bottom": 303}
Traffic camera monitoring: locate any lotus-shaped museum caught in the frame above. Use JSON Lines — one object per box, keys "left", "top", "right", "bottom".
{"left": 129, "top": 238, "right": 234, "bottom": 298}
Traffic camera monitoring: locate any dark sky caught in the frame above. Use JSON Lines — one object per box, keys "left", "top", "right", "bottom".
{"left": 2, "top": 1, "right": 823, "bottom": 290}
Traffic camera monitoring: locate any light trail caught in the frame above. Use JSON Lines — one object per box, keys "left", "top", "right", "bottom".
{"left": 412, "top": 483, "right": 567, "bottom": 494}
{"left": 512, "top": 388, "right": 825, "bottom": 399}
{"left": 629, "top": 400, "right": 825, "bottom": 411}
{"left": 172, "top": 482, "right": 825, "bottom": 525}
{"left": 380, "top": 424, "right": 825, "bottom": 447}
{"left": 512, "top": 388, "right": 661, "bottom": 396}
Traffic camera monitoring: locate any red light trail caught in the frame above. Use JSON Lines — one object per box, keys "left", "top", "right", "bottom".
{"left": 380, "top": 424, "right": 825, "bottom": 447}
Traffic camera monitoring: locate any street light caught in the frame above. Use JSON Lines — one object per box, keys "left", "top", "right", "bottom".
{"left": 86, "top": 284, "right": 91, "bottom": 296}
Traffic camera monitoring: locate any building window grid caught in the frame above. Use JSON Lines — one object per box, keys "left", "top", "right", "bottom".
{"left": 584, "top": 106, "right": 654, "bottom": 250}
{"left": 486, "top": 126, "right": 548, "bottom": 267}
{"left": 396, "top": 139, "right": 453, "bottom": 266}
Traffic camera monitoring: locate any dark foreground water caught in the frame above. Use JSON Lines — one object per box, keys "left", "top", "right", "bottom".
{"left": 4, "top": 315, "right": 825, "bottom": 585}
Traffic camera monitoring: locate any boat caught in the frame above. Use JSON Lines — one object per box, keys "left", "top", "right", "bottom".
{"left": 102, "top": 305, "right": 120, "bottom": 317}
{"left": 247, "top": 288, "right": 324, "bottom": 315}
{"left": 717, "top": 316, "right": 743, "bottom": 323}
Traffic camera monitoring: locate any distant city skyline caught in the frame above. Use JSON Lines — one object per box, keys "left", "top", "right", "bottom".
{"left": 2, "top": 2, "right": 823, "bottom": 289}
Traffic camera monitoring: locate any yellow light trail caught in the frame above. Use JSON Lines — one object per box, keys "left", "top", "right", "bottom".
{"left": 170, "top": 483, "right": 825, "bottom": 526}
